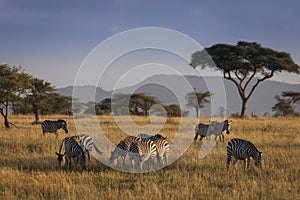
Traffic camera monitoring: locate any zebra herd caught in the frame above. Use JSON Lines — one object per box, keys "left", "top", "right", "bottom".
{"left": 42, "top": 119, "right": 262, "bottom": 171}
{"left": 110, "top": 134, "right": 170, "bottom": 171}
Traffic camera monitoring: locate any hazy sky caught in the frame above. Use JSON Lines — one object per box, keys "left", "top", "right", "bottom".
{"left": 1, "top": 0, "right": 300, "bottom": 89}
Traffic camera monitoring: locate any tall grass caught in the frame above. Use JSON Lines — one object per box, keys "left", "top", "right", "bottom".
{"left": 0, "top": 115, "right": 299, "bottom": 199}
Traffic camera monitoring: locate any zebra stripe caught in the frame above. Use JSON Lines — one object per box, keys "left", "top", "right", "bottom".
{"left": 152, "top": 138, "right": 169, "bottom": 166}
{"left": 41, "top": 119, "right": 68, "bottom": 137}
{"left": 226, "top": 138, "right": 262, "bottom": 170}
{"left": 109, "top": 136, "right": 141, "bottom": 165}
{"left": 129, "top": 139, "right": 157, "bottom": 171}
{"left": 71, "top": 134, "right": 103, "bottom": 161}
{"left": 56, "top": 136, "right": 86, "bottom": 170}
{"left": 194, "top": 120, "right": 231, "bottom": 142}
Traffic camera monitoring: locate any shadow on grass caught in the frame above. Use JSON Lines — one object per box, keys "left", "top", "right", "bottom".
{"left": 0, "top": 155, "right": 110, "bottom": 173}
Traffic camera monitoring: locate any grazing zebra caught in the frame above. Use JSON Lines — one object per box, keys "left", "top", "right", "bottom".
{"left": 70, "top": 134, "right": 103, "bottom": 161}
{"left": 109, "top": 136, "right": 141, "bottom": 165}
{"left": 226, "top": 138, "right": 262, "bottom": 170}
{"left": 129, "top": 139, "right": 157, "bottom": 171}
{"left": 41, "top": 119, "right": 68, "bottom": 137}
{"left": 55, "top": 136, "right": 86, "bottom": 170}
{"left": 194, "top": 120, "right": 231, "bottom": 142}
{"left": 152, "top": 138, "right": 169, "bottom": 166}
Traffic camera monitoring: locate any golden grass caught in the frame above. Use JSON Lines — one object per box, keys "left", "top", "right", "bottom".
{"left": 0, "top": 115, "right": 299, "bottom": 199}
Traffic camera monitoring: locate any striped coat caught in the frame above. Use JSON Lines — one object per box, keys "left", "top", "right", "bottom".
{"left": 109, "top": 136, "right": 141, "bottom": 165}
{"left": 56, "top": 136, "right": 86, "bottom": 170}
{"left": 71, "top": 134, "right": 103, "bottom": 161}
{"left": 129, "top": 139, "right": 157, "bottom": 171}
{"left": 194, "top": 120, "right": 231, "bottom": 142}
{"left": 226, "top": 138, "right": 262, "bottom": 170}
{"left": 41, "top": 119, "right": 68, "bottom": 137}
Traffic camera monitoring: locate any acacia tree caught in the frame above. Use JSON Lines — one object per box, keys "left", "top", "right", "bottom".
{"left": 25, "top": 78, "right": 55, "bottom": 123}
{"left": 111, "top": 93, "right": 160, "bottom": 116}
{"left": 272, "top": 91, "right": 300, "bottom": 116}
{"left": 0, "top": 64, "right": 31, "bottom": 127}
{"left": 190, "top": 41, "right": 300, "bottom": 117}
{"left": 185, "top": 90, "right": 211, "bottom": 118}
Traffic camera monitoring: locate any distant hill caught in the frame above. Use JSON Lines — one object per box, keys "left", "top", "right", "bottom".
{"left": 56, "top": 75, "right": 300, "bottom": 116}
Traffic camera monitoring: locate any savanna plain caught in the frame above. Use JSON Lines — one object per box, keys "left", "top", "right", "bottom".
{"left": 0, "top": 115, "right": 299, "bottom": 200}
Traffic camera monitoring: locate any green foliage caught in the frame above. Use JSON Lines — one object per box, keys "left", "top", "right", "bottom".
{"left": 111, "top": 93, "right": 161, "bottom": 116}
{"left": 190, "top": 41, "right": 300, "bottom": 117}
{"left": 0, "top": 64, "right": 32, "bottom": 127}
{"left": 272, "top": 91, "right": 300, "bottom": 116}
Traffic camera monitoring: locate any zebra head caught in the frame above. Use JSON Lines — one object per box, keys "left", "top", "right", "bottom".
{"left": 254, "top": 151, "right": 262, "bottom": 169}
{"left": 223, "top": 120, "right": 232, "bottom": 134}
{"left": 58, "top": 119, "right": 68, "bottom": 133}
{"left": 55, "top": 152, "right": 66, "bottom": 166}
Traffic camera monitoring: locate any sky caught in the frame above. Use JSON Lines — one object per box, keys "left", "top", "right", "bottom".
{"left": 1, "top": 0, "right": 300, "bottom": 89}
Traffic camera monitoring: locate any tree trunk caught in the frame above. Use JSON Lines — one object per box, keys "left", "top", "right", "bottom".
{"left": 34, "top": 111, "right": 40, "bottom": 123}
{"left": 240, "top": 99, "right": 248, "bottom": 118}
{"left": 195, "top": 107, "right": 199, "bottom": 118}
{"left": 4, "top": 117, "right": 10, "bottom": 128}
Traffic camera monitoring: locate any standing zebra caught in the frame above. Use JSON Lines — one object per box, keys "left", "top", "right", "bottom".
{"left": 55, "top": 136, "right": 86, "bottom": 170}
{"left": 194, "top": 120, "right": 231, "bottom": 142}
{"left": 109, "top": 136, "right": 141, "bottom": 165}
{"left": 226, "top": 138, "right": 262, "bottom": 170}
{"left": 41, "top": 119, "right": 68, "bottom": 137}
{"left": 129, "top": 139, "right": 157, "bottom": 171}
{"left": 70, "top": 134, "right": 103, "bottom": 161}
{"left": 137, "top": 133, "right": 169, "bottom": 165}
{"left": 152, "top": 138, "right": 169, "bottom": 166}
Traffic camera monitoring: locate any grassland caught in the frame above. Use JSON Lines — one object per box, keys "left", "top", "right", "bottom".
{"left": 0, "top": 115, "right": 299, "bottom": 200}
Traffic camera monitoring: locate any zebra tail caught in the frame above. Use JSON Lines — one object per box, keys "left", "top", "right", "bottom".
{"left": 93, "top": 144, "right": 103, "bottom": 155}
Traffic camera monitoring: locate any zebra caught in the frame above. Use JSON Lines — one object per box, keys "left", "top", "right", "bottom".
{"left": 41, "top": 119, "right": 68, "bottom": 137}
{"left": 70, "top": 134, "right": 103, "bottom": 162}
{"left": 226, "top": 138, "right": 262, "bottom": 170}
{"left": 109, "top": 136, "right": 141, "bottom": 165}
{"left": 129, "top": 139, "right": 157, "bottom": 171}
{"left": 194, "top": 120, "right": 231, "bottom": 142}
{"left": 152, "top": 138, "right": 169, "bottom": 166}
{"left": 55, "top": 136, "right": 86, "bottom": 170}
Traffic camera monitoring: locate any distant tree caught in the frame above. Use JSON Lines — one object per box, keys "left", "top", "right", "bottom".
{"left": 96, "top": 98, "right": 112, "bottom": 115}
{"left": 190, "top": 41, "right": 300, "bottom": 117}
{"left": 0, "top": 64, "right": 31, "bottom": 128}
{"left": 185, "top": 90, "right": 211, "bottom": 118}
{"left": 164, "top": 104, "right": 182, "bottom": 117}
{"left": 272, "top": 91, "right": 300, "bottom": 116}
{"left": 112, "top": 93, "right": 161, "bottom": 116}
{"left": 25, "top": 78, "right": 55, "bottom": 123}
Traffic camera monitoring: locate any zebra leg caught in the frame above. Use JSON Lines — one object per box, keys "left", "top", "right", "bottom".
{"left": 87, "top": 151, "right": 90, "bottom": 162}
{"left": 246, "top": 158, "right": 250, "bottom": 169}
{"left": 194, "top": 134, "right": 198, "bottom": 141}
{"left": 226, "top": 155, "right": 232, "bottom": 169}
{"left": 243, "top": 159, "right": 247, "bottom": 170}
{"left": 219, "top": 134, "right": 224, "bottom": 142}
{"left": 164, "top": 153, "right": 168, "bottom": 165}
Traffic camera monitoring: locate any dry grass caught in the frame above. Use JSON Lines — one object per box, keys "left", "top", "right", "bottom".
{"left": 0, "top": 115, "right": 299, "bottom": 199}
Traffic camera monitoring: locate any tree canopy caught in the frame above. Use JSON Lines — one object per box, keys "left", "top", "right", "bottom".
{"left": 190, "top": 41, "right": 300, "bottom": 117}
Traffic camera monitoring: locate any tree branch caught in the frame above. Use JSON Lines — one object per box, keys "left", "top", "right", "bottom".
{"left": 244, "top": 68, "right": 257, "bottom": 91}
{"left": 223, "top": 71, "right": 245, "bottom": 99}
{"left": 246, "top": 69, "right": 275, "bottom": 100}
